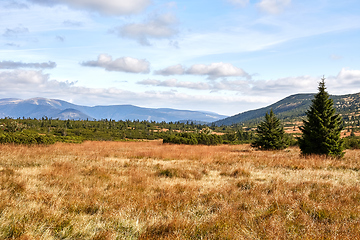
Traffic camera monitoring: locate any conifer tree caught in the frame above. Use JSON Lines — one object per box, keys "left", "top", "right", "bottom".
{"left": 298, "top": 77, "right": 344, "bottom": 157}
{"left": 251, "top": 109, "right": 288, "bottom": 150}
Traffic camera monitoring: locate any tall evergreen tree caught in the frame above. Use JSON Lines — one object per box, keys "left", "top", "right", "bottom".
{"left": 251, "top": 109, "right": 288, "bottom": 150}
{"left": 298, "top": 77, "right": 344, "bottom": 157}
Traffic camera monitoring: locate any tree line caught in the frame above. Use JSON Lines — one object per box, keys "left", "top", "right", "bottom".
{"left": 0, "top": 117, "right": 256, "bottom": 146}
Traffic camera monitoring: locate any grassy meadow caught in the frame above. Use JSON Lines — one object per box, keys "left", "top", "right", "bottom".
{"left": 1, "top": 141, "right": 360, "bottom": 239}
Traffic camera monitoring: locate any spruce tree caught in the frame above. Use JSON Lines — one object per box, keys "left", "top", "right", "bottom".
{"left": 251, "top": 109, "right": 288, "bottom": 150}
{"left": 298, "top": 77, "right": 344, "bottom": 157}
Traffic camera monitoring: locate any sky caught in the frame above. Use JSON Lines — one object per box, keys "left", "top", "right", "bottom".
{"left": 1, "top": 0, "right": 360, "bottom": 116}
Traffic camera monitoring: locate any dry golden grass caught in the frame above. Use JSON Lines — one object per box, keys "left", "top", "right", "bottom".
{"left": 1, "top": 140, "right": 360, "bottom": 239}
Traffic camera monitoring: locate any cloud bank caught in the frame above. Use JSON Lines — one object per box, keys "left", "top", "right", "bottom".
{"left": 140, "top": 68, "right": 360, "bottom": 96}
{"left": 155, "top": 63, "right": 249, "bottom": 80}
{"left": 0, "top": 69, "right": 259, "bottom": 115}
{"left": 0, "top": 70, "right": 50, "bottom": 86}
{"left": 1, "top": 68, "right": 360, "bottom": 115}
{"left": 226, "top": 0, "right": 249, "bottom": 7}
{"left": 112, "top": 13, "right": 178, "bottom": 46}
{"left": 0, "top": 61, "right": 57, "bottom": 69}
{"left": 138, "top": 79, "right": 211, "bottom": 90}
{"left": 81, "top": 54, "right": 150, "bottom": 74}
{"left": 335, "top": 68, "right": 360, "bottom": 87}
{"left": 27, "top": 0, "right": 151, "bottom": 15}
{"left": 153, "top": 64, "right": 185, "bottom": 76}
{"left": 257, "top": 0, "right": 291, "bottom": 14}
{"left": 187, "top": 62, "right": 249, "bottom": 80}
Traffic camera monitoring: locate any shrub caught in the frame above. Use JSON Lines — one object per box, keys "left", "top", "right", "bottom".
{"left": 344, "top": 136, "right": 360, "bottom": 149}
{"left": 251, "top": 109, "right": 288, "bottom": 150}
{"left": 0, "top": 132, "right": 56, "bottom": 145}
{"left": 163, "top": 133, "right": 222, "bottom": 145}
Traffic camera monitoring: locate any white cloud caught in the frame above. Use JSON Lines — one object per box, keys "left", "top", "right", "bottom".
{"left": 0, "top": 61, "right": 56, "bottom": 69}
{"left": 0, "top": 70, "right": 78, "bottom": 96}
{"left": 248, "top": 72, "right": 360, "bottom": 96}
{"left": 27, "top": 0, "right": 151, "bottom": 15}
{"left": 186, "top": 62, "right": 249, "bottom": 80}
{"left": 81, "top": 54, "right": 150, "bottom": 74}
{"left": 257, "top": 0, "right": 291, "bottom": 14}
{"left": 138, "top": 79, "right": 211, "bottom": 90}
{"left": 252, "top": 75, "right": 316, "bottom": 93}
{"left": 136, "top": 75, "right": 325, "bottom": 95}
{"left": 0, "top": 70, "right": 49, "bottom": 85}
{"left": 337, "top": 68, "right": 360, "bottom": 80}
{"left": 213, "top": 79, "right": 250, "bottom": 91}
{"left": 138, "top": 78, "right": 251, "bottom": 92}
{"left": 112, "top": 13, "right": 178, "bottom": 46}
{"left": 226, "top": 0, "right": 249, "bottom": 7}
{"left": 154, "top": 62, "right": 249, "bottom": 80}
{"left": 154, "top": 64, "right": 185, "bottom": 76}
{"left": 331, "top": 68, "right": 360, "bottom": 90}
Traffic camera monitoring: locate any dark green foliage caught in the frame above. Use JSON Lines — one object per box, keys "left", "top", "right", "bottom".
{"left": 235, "top": 128, "right": 255, "bottom": 143}
{"left": 163, "top": 132, "right": 223, "bottom": 145}
{"left": 298, "top": 78, "right": 344, "bottom": 157}
{"left": 0, "top": 132, "right": 56, "bottom": 145}
{"left": 344, "top": 136, "right": 360, "bottom": 149}
{"left": 251, "top": 109, "right": 288, "bottom": 150}
{"left": 0, "top": 118, "right": 255, "bottom": 145}
{"left": 0, "top": 121, "right": 27, "bottom": 132}
{"left": 285, "top": 134, "right": 298, "bottom": 147}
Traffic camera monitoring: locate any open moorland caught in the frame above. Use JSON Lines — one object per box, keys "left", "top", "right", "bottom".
{"left": 1, "top": 141, "right": 360, "bottom": 239}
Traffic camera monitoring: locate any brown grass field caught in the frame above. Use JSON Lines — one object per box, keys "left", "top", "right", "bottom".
{"left": 1, "top": 141, "right": 360, "bottom": 239}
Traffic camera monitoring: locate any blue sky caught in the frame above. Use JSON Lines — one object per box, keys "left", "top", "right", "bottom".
{"left": 1, "top": 0, "right": 360, "bottom": 115}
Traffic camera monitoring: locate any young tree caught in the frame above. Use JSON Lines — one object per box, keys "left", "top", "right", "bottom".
{"left": 251, "top": 109, "right": 288, "bottom": 150}
{"left": 298, "top": 77, "right": 344, "bottom": 157}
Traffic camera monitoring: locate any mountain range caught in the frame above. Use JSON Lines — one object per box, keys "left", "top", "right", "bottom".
{"left": 1, "top": 92, "right": 360, "bottom": 125}
{"left": 0, "top": 98, "right": 227, "bottom": 123}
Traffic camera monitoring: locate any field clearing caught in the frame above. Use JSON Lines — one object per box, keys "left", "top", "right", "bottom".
{"left": 1, "top": 141, "right": 360, "bottom": 239}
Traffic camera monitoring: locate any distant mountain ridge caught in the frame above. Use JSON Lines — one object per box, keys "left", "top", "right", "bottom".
{"left": 214, "top": 92, "right": 360, "bottom": 126}
{"left": 0, "top": 98, "right": 228, "bottom": 123}
{"left": 2, "top": 92, "right": 359, "bottom": 125}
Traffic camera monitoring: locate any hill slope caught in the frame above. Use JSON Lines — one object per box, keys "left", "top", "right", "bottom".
{"left": 214, "top": 92, "right": 360, "bottom": 126}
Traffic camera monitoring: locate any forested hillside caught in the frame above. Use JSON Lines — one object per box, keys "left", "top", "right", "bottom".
{"left": 214, "top": 92, "right": 360, "bottom": 126}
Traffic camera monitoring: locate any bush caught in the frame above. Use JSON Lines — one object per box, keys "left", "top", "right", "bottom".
{"left": 251, "top": 109, "right": 288, "bottom": 150}
{"left": 344, "top": 136, "right": 360, "bottom": 149}
{"left": 163, "top": 133, "right": 222, "bottom": 145}
{"left": 0, "top": 132, "right": 56, "bottom": 145}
